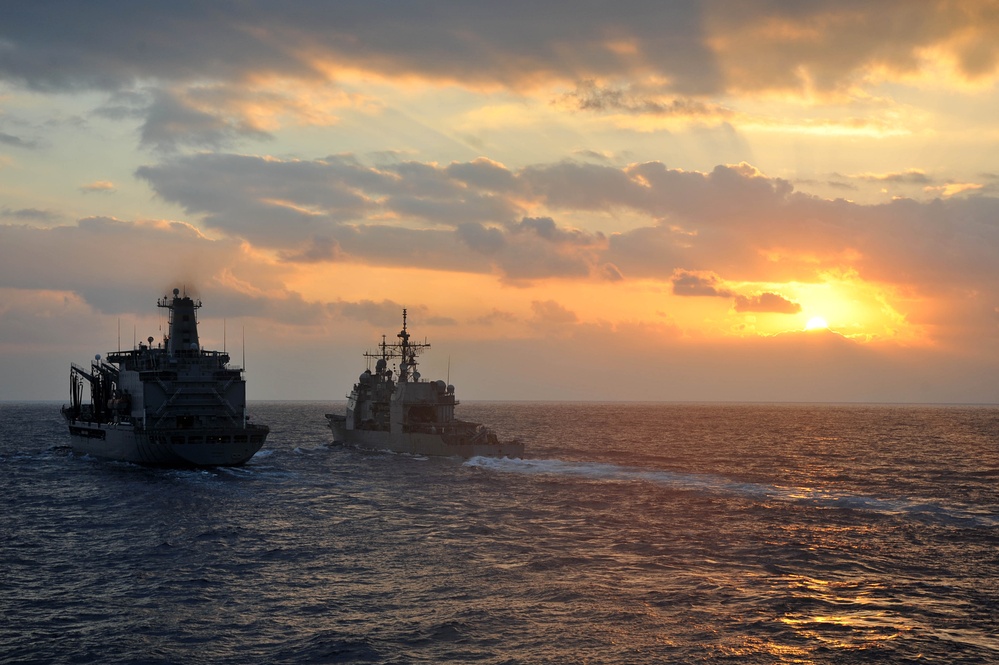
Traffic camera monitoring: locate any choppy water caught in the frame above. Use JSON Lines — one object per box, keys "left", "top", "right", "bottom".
{"left": 2, "top": 401, "right": 997, "bottom": 664}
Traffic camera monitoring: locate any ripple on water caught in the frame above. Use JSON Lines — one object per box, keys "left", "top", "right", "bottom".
{"left": 2, "top": 401, "right": 997, "bottom": 664}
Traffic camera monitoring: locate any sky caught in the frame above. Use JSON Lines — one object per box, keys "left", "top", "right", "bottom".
{"left": 2, "top": 1, "right": 999, "bottom": 403}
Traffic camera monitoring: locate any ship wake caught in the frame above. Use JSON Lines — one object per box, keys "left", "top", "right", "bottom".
{"left": 465, "top": 456, "right": 998, "bottom": 527}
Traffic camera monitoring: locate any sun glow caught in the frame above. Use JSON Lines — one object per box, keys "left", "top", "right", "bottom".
{"left": 805, "top": 316, "right": 829, "bottom": 330}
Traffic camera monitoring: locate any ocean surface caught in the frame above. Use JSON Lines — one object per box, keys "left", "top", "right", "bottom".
{"left": 2, "top": 401, "right": 997, "bottom": 664}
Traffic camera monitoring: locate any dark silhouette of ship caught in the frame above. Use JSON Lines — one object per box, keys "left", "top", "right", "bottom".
{"left": 62, "top": 289, "right": 268, "bottom": 466}
{"left": 326, "top": 310, "right": 523, "bottom": 458}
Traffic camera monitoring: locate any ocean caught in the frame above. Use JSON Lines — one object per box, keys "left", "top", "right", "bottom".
{"left": 1, "top": 401, "right": 997, "bottom": 664}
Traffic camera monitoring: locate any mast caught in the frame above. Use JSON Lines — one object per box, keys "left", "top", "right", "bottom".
{"left": 363, "top": 309, "right": 431, "bottom": 380}
{"left": 398, "top": 308, "right": 410, "bottom": 377}
{"left": 158, "top": 288, "right": 202, "bottom": 355}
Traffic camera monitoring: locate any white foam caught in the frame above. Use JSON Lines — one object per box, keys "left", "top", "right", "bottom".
{"left": 466, "top": 456, "right": 768, "bottom": 496}
{"left": 465, "top": 456, "right": 999, "bottom": 527}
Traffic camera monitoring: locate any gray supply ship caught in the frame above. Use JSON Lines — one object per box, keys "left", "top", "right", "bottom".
{"left": 326, "top": 310, "right": 524, "bottom": 458}
{"left": 62, "top": 289, "right": 269, "bottom": 467}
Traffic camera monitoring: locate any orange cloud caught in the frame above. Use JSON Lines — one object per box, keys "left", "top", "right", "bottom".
{"left": 79, "top": 180, "right": 116, "bottom": 193}
{"left": 734, "top": 292, "right": 801, "bottom": 314}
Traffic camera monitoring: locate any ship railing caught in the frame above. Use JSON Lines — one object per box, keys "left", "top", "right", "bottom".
{"left": 406, "top": 420, "right": 489, "bottom": 438}
{"left": 106, "top": 348, "right": 233, "bottom": 370}
{"left": 168, "top": 349, "right": 231, "bottom": 364}
{"left": 62, "top": 405, "right": 141, "bottom": 428}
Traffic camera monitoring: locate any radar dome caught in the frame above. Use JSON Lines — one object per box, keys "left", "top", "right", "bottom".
{"left": 447, "top": 384, "right": 455, "bottom": 394}
{"left": 376, "top": 358, "right": 387, "bottom": 371}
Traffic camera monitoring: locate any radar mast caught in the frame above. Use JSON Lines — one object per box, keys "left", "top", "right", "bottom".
{"left": 363, "top": 309, "right": 430, "bottom": 382}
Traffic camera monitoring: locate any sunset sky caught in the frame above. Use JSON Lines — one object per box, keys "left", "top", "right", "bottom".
{"left": 3, "top": 1, "right": 999, "bottom": 402}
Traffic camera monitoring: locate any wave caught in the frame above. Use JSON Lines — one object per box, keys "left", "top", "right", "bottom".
{"left": 465, "top": 456, "right": 999, "bottom": 527}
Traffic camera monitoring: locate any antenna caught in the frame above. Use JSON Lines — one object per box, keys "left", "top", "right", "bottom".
{"left": 117, "top": 318, "right": 121, "bottom": 352}
{"left": 223, "top": 318, "right": 226, "bottom": 354}
{"left": 242, "top": 325, "right": 245, "bottom": 370}
{"left": 447, "top": 355, "right": 451, "bottom": 385}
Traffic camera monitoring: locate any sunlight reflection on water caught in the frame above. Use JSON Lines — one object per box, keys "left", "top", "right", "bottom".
{"left": 2, "top": 401, "right": 997, "bottom": 664}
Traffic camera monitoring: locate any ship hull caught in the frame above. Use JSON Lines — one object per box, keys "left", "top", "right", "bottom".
{"left": 65, "top": 419, "right": 268, "bottom": 467}
{"left": 326, "top": 414, "right": 523, "bottom": 458}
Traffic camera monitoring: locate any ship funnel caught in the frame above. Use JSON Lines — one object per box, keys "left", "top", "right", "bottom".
{"left": 159, "top": 290, "right": 202, "bottom": 355}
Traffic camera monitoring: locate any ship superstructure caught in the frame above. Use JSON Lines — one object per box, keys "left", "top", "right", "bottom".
{"left": 62, "top": 289, "right": 268, "bottom": 466}
{"left": 326, "top": 309, "right": 523, "bottom": 458}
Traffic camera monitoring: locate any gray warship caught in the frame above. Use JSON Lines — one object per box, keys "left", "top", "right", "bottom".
{"left": 326, "top": 310, "right": 524, "bottom": 458}
{"left": 62, "top": 289, "right": 269, "bottom": 467}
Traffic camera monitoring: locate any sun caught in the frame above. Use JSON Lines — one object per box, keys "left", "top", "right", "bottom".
{"left": 805, "top": 316, "right": 829, "bottom": 331}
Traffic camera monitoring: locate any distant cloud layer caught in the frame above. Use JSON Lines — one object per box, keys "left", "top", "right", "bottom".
{"left": 1, "top": 2, "right": 997, "bottom": 152}
{"left": 672, "top": 270, "right": 735, "bottom": 298}
{"left": 79, "top": 180, "right": 116, "bottom": 193}
{"left": 2, "top": 2, "right": 999, "bottom": 402}
{"left": 133, "top": 152, "right": 999, "bottom": 302}
{"left": 3, "top": 3, "right": 996, "bottom": 92}
{"left": 734, "top": 293, "right": 802, "bottom": 315}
